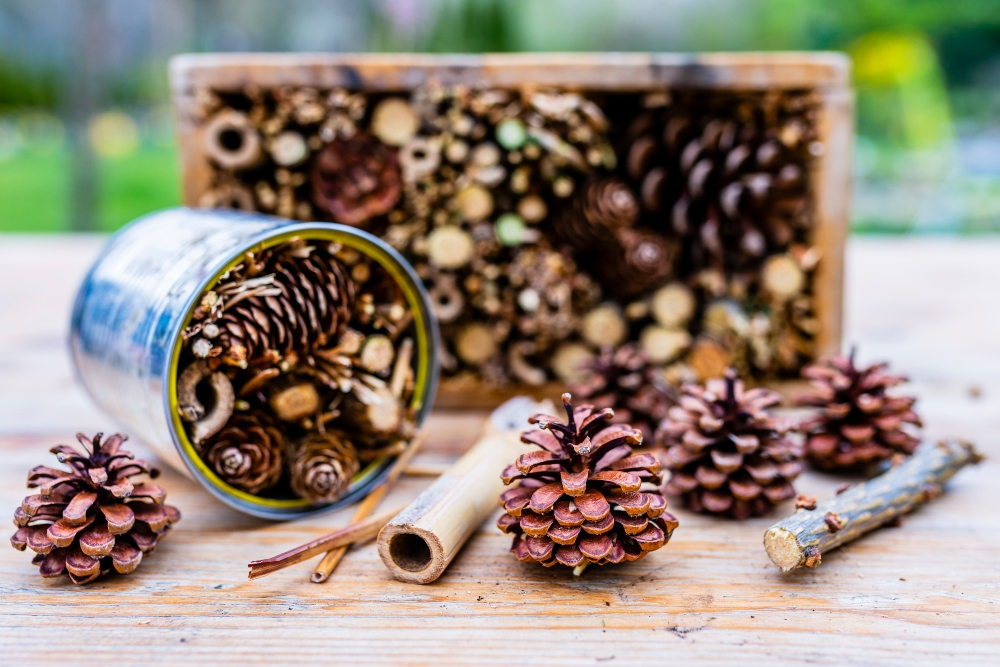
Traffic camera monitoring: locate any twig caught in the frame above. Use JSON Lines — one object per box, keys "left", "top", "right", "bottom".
{"left": 310, "top": 432, "right": 426, "bottom": 583}
{"left": 403, "top": 462, "right": 450, "bottom": 477}
{"left": 247, "top": 505, "right": 404, "bottom": 580}
{"left": 764, "top": 439, "right": 982, "bottom": 571}
{"left": 389, "top": 337, "right": 414, "bottom": 399}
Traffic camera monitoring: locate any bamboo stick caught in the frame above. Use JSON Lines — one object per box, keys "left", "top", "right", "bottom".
{"left": 764, "top": 439, "right": 982, "bottom": 571}
{"left": 310, "top": 433, "right": 425, "bottom": 583}
{"left": 376, "top": 396, "right": 551, "bottom": 584}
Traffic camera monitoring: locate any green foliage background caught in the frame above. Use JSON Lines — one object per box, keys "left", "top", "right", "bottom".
{"left": 0, "top": 0, "right": 998, "bottom": 233}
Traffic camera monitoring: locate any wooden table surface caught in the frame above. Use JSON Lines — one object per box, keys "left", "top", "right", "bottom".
{"left": 1, "top": 235, "right": 998, "bottom": 665}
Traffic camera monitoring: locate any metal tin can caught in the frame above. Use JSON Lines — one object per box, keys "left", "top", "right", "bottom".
{"left": 70, "top": 207, "right": 439, "bottom": 519}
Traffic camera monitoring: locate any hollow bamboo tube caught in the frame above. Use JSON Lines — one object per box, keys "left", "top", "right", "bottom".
{"left": 764, "top": 439, "right": 982, "bottom": 571}
{"left": 377, "top": 396, "right": 552, "bottom": 584}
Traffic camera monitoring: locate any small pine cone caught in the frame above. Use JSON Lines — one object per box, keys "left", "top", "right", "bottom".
{"left": 9, "top": 433, "right": 181, "bottom": 585}
{"left": 202, "top": 414, "right": 284, "bottom": 495}
{"left": 289, "top": 432, "right": 360, "bottom": 504}
{"left": 309, "top": 132, "right": 403, "bottom": 225}
{"left": 798, "top": 350, "right": 922, "bottom": 471}
{"left": 498, "top": 393, "right": 678, "bottom": 569}
{"left": 657, "top": 369, "right": 803, "bottom": 519}
{"left": 215, "top": 244, "right": 355, "bottom": 367}
{"left": 595, "top": 228, "right": 677, "bottom": 299}
{"left": 570, "top": 344, "right": 676, "bottom": 442}
{"left": 553, "top": 177, "right": 639, "bottom": 249}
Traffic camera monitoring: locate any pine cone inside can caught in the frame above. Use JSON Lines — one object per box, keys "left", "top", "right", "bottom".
{"left": 9, "top": 433, "right": 181, "bottom": 585}
{"left": 289, "top": 431, "right": 360, "bottom": 504}
{"left": 570, "top": 344, "right": 676, "bottom": 443}
{"left": 310, "top": 132, "right": 403, "bottom": 225}
{"left": 798, "top": 350, "right": 922, "bottom": 471}
{"left": 205, "top": 241, "right": 355, "bottom": 368}
{"left": 657, "top": 369, "right": 802, "bottom": 519}
{"left": 498, "top": 393, "right": 678, "bottom": 569}
{"left": 202, "top": 413, "right": 285, "bottom": 495}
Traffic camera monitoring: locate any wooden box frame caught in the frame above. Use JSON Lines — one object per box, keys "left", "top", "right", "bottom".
{"left": 170, "top": 53, "right": 852, "bottom": 408}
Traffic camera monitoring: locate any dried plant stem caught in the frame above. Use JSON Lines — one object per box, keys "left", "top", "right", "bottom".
{"left": 403, "top": 462, "right": 450, "bottom": 477}
{"left": 310, "top": 432, "right": 426, "bottom": 583}
{"left": 764, "top": 439, "right": 982, "bottom": 571}
{"left": 248, "top": 505, "right": 404, "bottom": 580}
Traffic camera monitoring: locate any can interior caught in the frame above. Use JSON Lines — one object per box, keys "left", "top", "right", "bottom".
{"left": 166, "top": 224, "right": 436, "bottom": 513}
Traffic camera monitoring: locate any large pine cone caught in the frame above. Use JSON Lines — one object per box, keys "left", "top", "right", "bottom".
{"left": 202, "top": 414, "right": 284, "bottom": 494}
{"left": 289, "top": 432, "right": 360, "bottom": 504}
{"left": 570, "top": 344, "right": 675, "bottom": 443}
{"left": 310, "top": 133, "right": 403, "bottom": 225}
{"left": 657, "top": 370, "right": 802, "bottom": 519}
{"left": 214, "top": 243, "right": 355, "bottom": 367}
{"left": 498, "top": 394, "right": 678, "bottom": 569}
{"left": 553, "top": 177, "right": 640, "bottom": 250}
{"left": 798, "top": 351, "right": 922, "bottom": 471}
{"left": 10, "top": 433, "right": 180, "bottom": 584}
{"left": 625, "top": 93, "right": 815, "bottom": 274}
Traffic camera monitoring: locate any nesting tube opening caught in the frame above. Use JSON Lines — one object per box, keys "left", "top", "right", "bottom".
{"left": 388, "top": 532, "right": 433, "bottom": 572}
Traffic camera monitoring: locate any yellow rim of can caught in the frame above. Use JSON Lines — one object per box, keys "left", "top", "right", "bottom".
{"left": 166, "top": 227, "right": 433, "bottom": 510}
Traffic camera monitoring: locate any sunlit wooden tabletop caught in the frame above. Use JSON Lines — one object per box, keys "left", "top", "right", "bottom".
{"left": 0, "top": 235, "right": 997, "bottom": 665}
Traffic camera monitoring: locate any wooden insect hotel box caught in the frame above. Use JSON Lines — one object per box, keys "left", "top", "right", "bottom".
{"left": 170, "top": 53, "right": 852, "bottom": 407}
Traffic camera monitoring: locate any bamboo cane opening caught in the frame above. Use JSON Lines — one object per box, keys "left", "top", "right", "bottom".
{"left": 388, "top": 532, "right": 432, "bottom": 571}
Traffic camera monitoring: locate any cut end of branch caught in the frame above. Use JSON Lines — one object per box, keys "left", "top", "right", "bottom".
{"left": 763, "top": 526, "right": 803, "bottom": 571}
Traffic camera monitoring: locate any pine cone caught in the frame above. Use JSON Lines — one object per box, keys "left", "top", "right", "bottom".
{"left": 213, "top": 244, "right": 355, "bottom": 367}
{"left": 310, "top": 132, "right": 403, "bottom": 225}
{"left": 595, "top": 228, "right": 676, "bottom": 299}
{"left": 798, "top": 351, "right": 922, "bottom": 471}
{"left": 202, "top": 414, "right": 284, "bottom": 495}
{"left": 498, "top": 394, "right": 678, "bottom": 569}
{"left": 9, "top": 433, "right": 180, "bottom": 585}
{"left": 570, "top": 344, "right": 676, "bottom": 442}
{"left": 553, "top": 177, "right": 639, "bottom": 249}
{"left": 625, "top": 94, "right": 815, "bottom": 274}
{"left": 289, "top": 432, "right": 360, "bottom": 504}
{"left": 657, "top": 369, "right": 802, "bottom": 519}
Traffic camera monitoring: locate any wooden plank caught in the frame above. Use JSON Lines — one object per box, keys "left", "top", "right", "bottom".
{"left": 169, "top": 52, "right": 851, "bottom": 94}
{"left": 0, "top": 236, "right": 998, "bottom": 665}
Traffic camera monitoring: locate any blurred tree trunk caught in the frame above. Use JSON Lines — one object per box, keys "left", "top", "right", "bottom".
{"left": 65, "top": 0, "right": 107, "bottom": 232}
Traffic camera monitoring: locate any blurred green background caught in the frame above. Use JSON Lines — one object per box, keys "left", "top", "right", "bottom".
{"left": 1, "top": 0, "right": 998, "bottom": 233}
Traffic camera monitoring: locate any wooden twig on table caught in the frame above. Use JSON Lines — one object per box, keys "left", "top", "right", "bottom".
{"left": 764, "top": 439, "right": 982, "bottom": 571}
{"left": 247, "top": 505, "right": 404, "bottom": 580}
{"left": 311, "top": 432, "right": 426, "bottom": 583}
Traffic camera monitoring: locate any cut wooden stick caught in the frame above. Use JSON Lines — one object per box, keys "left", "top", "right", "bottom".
{"left": 310, "top": 432, "right": 426, "bottom": 583}
{"left": 248, "top": 504, "right": 405, "bottom": 580}
{"left": 377, "top": 396, "right": 551, "bottom": 584}
{"left": 764, "top": 439, "right": 982, "bottom": 571}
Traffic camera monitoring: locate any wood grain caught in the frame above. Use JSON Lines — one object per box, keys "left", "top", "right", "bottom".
{"left": 1, "top": 236, "right": 999, "bottom": 665}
